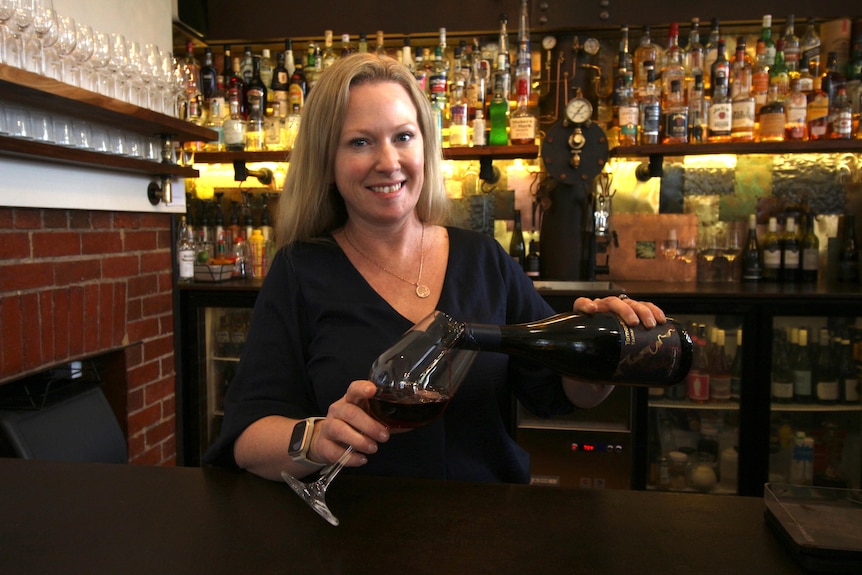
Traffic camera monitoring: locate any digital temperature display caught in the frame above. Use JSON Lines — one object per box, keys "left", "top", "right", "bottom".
{"left": 570, "top": 442, "right": 623, "bottom": 454}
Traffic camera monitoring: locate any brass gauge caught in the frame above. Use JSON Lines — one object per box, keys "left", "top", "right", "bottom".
{"left": 583, "top": 37, "right": 600, "bottom": 56}
{"left": 565, "top": 96, "right": 593, "bottom": 125}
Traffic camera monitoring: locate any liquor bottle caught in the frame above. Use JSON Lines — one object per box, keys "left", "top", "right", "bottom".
{"left": 814, "top": 329, "right": 839, "bottom": 404}
{"left": 525, "top": 236, "right": 540, "bottom": 280}
{"left": 710, "top": 329, "right": 732, "bottom": 402}
{"left": 462, "top": 312, "right": 693, "bottom": 386}
{"left": 838, "top": 214, "right": 860, "bottom": 283}
{"left": 177, "top": 216, "right": 196, "bottom": 283}
{"left": 800, "top": 212, "right": 819, "bottom": 283}
{"left": 784, "top": 78, "right": 809, "bottom": 140}
{"left": 684, "top": 18, "right": 704, "bottom": 97}
{"left": 497, "top": 15, "right": 512, "bottom": 98}
{"left": 839, "top": 338, "right": 860, "bottom": 404}
{"left": 340, "top": 33, "right": 354, "bottom": 57}
{"left": 707, "top": 75, "right": 732, "bottom": 143}
{"left": 515, "top": 0, "right": 531, "bottom": 93}
{"left": 488, "top": 76, "right": 509, "bottom": 146}
{"left": 760, "top": 14, "right": 777, "bottom": 66}
{"left": 245, "top": 57, "right": 266, "bottom": 151}
{"left": 357, "top": 32, "right": 368, "bottom": 54}
{"left": 271, "top": 50, "right": 290, "bottom": 120}
{"left": 200, "top": 47, "right": 218, "bottom": 103}
{"left": 730, "top": 329, "right": 743, "bottom": 401}
{"left": 771, "top": 329, "right": 794, "bottom": 404}
{"left": 829, "top": 86, "right": 853, "bottom": 139}
{"left": 791, "top": 328, "right": 813, "bottom": 402}
{"left": 688, "top": 73, "right": 706, "bottom": 143}
{"left": 223, "top": 90, "right": 246, "bottom": 151}
{"left": 783, "top": 15, "right": 801, "bottom": 74}
{"left": 800, "top": 18, "right": 821, "bottom": 76}
{"left": 709, "top": 39, "right": 730, "bottom": 98}
{"left": 758, "top": 84, "right": 786, "bottom": 142}
{"left": 797, "top": 55, "right": 815, "bottom": 94}
{"left": 321, "top": 30, "right": 336, "bottom": 70}
{"left": 509, "top": 210, "right": 526, "bottom": 268}
{"left": 375, "top": 30, "right": 387, "bottom": 56}
{"left": 662, "top": 79, "right": 688, "bottom": 144}
{"left": 509, "top": 78, "right": 536, "bottom": 145}
{"left": 661, "top": 23, "right": 686, "bottom": 109}
{"left": 731, "top": 40, "right": 756, "bottom": 143}
{"left": 618, "top": 72, "right": 639, "bottom": 146}
{"left": 259, "top": 49, "right": 274, "bottom": 107}
{"left": 288, "top": 52, "right": 306, "bottom": 112}
{"left": 703, "top": 17, "right": 721, "bottom": 93}
{"left": 686, "top": 324, "right": 711, "bottom": 403}
{"left": 751, "top": 39, "right": 771, "bottom": 118}
{"left": 729, "top": 36, "right": 752, "bottom": 100}
{"left": 742, "top": 213, "right": 763, "bottom": 281}
{"left": 780, "top": 216, "right": 800, "bottom": 282}
{"left": 634, "top": 26, "right": 660, "bottom": 98}
{"left": 227, "top": 56, "right": 246, "bottom": 118}
{"left": 472, "top": 109, "right": 486, "bottom": 146}
{"left": 762, "top": 217, "right": 782, "bottom": 281}
{"left": 182, "top": 41, "right": 202, "bottom": 106}
{"left": 807, "top": 76, "right": 830, "bottom": 140}
{"left": 615, "top": 25, "right": 633, "bottom": 81}
{"left": 204, "top": 94, "right": 224, "bottom": 152}
{"left": 239, "top": 46, "right": 254, "bottom": 86}
{"left": 639, "top": 66, "right": 661, "bottom": 144}
{"left": 821, "top": 51, "right": 845, "bottom": 106}
{"left": 769, "top": 42, "right": 790, "bottom": 99}
{"left": 448, "top": 80, "right": 470, "bottom": 147}
{"left": 284, "top": 103, "right": 301, "bottom": 150}
{"left": 246, "top": 54, "right": 267, "bottom": 114}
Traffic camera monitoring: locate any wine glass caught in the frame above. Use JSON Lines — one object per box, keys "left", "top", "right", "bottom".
{"left": 9, "top": 0, "right": 33, "bottom": 69}
{"left": 281, "top": 310, "right": 477, "bottom": 526}
{"left": 140, "top": 43, "right": 161, "bottom": 111}
{"left": 26, "top": 0, "right": 52, "bottom": 74}
{"left": 48, "top": 13, "right": 74, "bottom": 82}
{"left": 122, "top": 39, "right": 142, "bottom": 106}
{"left": 89, "top": 30, "right": 110, "bottom": 95}
{"left": 70, "top": 22, "right": 93, "bottom": 89}
{"left": 106, "top": 32, "right": 127, "bottom": 100}
{"left": 0, "top": 0, "right": 16, "bottom": 65}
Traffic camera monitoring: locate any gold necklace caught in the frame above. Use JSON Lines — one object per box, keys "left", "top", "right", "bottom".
{"left": 343, "top": 224, "right": 430, "bottom": 298}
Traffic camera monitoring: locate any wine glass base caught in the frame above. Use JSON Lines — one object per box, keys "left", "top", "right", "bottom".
{"left": 281, "top": 471, "right": 340, "bottom": 526}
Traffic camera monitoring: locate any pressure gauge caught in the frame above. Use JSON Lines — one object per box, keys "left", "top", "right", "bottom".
{"left": 565, "top": 97, "right": 593, "bottom": 125}
{"left": 541, "top": 35, "right": 557, "bottom": 50}
{"left": 583, "top": 37, "right": 600, "bottom": 56}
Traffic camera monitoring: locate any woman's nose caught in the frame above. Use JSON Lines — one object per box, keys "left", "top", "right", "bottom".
{"left": 375, "top": 141, "right": 401, "bottom": 172}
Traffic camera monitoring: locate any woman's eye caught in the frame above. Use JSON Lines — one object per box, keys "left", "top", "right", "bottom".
{"left": 350, "top": 138, "right": 369, "bottom": 147}
{"left": 396, "top": 132, "right": 413, "bottom": 143}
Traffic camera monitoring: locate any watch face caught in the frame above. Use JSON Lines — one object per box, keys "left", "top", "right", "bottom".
{"left": 289, "top": 420, "right": 308, "bottom": 455}
{"left": 565, "top": 98, "right": 593, "bottom": 124}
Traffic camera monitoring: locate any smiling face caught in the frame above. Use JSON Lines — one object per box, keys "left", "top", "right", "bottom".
{"left": 333, "top": 80, "right": 425, "bottom": 229}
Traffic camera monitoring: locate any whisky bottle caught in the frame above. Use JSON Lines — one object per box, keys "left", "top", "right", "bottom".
{"left": 806, "top": 76, "right": 830, "bottom": 140}
{"left": 288, "top": 52, "right": 306, "bottom": 112}
{"left": 800, "top": 18, "right": 821, "bottom": 76}
{"left": 245, "top": 56, "right": 267, "bottom": 141}
{"left": 321, "top": 30, "right": 336, "bottom": 70}
{"left": 751, "top": 39, "right": 770, "bottom": 118}
{"left": 688, "top": 73, "right": 706, "bottom": 143}
{"left": 762, "top": 217, "right": 781, "bottom": 282}
{"left": 703, "top": 17, "right": 721, "bottom": 93}
{"left": 760, "top": 14, "right": 777, "bottom": 66}
{"left": 729, "top": 37, "right": 751, "bottom": 100}
{"left": 829, "top": 86, "right": 853, "bottom": 139}
{"left": 707, "top": 75, "right": 732, "bottom": 143}
{"left": 271, "top": 50, "right": 290, "bottom": 119}
{"left": 223, "top": 92, "right": 246, "bottom": 151}
{"left": 796, "top": 55, "right": 814, "bottom": 94}
{"left": 758, "top": 84, "right": 786, "bottom": 142}
{"left": 618, "top": 72, "right": 640, "bottom": 146}
{"left": 634, "top": 26, "right": 660, "bottom": 98}
{"left": 684, "top": 17, "right": 704, "bottom": 96}
{"left": 509, "top": 78, "right": 536, "bottom": 144}
{"left": 259, "top": 49, "right": 274, "bottom": 107}
{"left": 731, "top": 39, "right": 756, "bottom": 143}
{"left": 639, "top": 66, "right": 661, "bottom": 144}
{"left": 784, "top": 78, "right": 808, "bottom": 140}
{"left": 709, "top": 39, "right": 730, "bottom": 98}
{"left": 661, "top": 23, "right": 686, "bottom": 110}
{"left": 769, "top": 44, "right": 789, "bottom": 99}
{"left": 783, "top": 14, "right": 801, "bottom": 74}
{"left": 662, "top": 79, "right": 688, "bottom": 144}
{"left": 200, "top": 47, "right": 218, "bottom": 103}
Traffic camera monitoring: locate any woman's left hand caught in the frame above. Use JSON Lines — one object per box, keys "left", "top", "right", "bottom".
{"left": 573, "top": 294, "right": 666, "bottom": 329}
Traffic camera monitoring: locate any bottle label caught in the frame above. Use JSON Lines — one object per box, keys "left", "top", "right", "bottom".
{"left": 619, "top": 105, "right": 639, "bottom": 135}
{"left": 783, "top": 247, "right": 800, "bottom": 268}
{"left": 772, "top": 379, "right": 794, "bottom": 400}
{"left": 817, "top": 380, "right": 839, "bottom": 401}
{"left": 641, "top": 103, "right": 661, "bottom": 134}
{"left": 615, "top": 321, "right": 689, "bottom": 383}
{"left": 509, "top": 116, "right": 537, "bottom": 141}
{"left": 665, "top": 111, "right": 688, "bottom": 139}
{"left": 802, "top": 248, "right": 818, "bottom": 271}
{"left": 793, "top": 370, "right": 812, "bottom": 397}
{"left": 710, "top": 375, "right": 731, "bottom": 400}
{"left": 731, "top": 101, "right": 755, "bottom": 130}
{"left": 179, "top": 248, "right": 196, "bottom": 280}
{"left": 844, "top": 377, "right": 860, "bottom": 402}
{"left": 709, "top": 103, "right": 732, "bottom": 133}
{"left": 687, "top": 370, "right": 710, "bottom": 401}
{"left": 764, "top": 248, "right": 781, "bottom": 269}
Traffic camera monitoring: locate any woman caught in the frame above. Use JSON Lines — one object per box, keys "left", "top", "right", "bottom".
{"left": 204, "top": 53, "right": 665, "bottom": 483}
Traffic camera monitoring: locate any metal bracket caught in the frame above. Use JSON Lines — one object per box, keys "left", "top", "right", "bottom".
{"left": 147, "top": 177, "right": 173, "bottom": 205}
{"left": 233, "top": 160, "right": 274, "bottom": 185}
{"left": 635, "top": 153, "right": 664, "bottom": 181}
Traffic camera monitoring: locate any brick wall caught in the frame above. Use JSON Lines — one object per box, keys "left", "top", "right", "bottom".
{"left": 0, "top": 207, "right": 177, "bottom": 465}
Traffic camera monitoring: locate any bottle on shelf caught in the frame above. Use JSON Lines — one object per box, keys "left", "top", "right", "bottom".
{"left": 800, "top": 212, "right": 819, "bottom": 283}
{"left": 683, "top": 17, "right": 704, "bottom": 98}
{"left": 321, "top": 30, "right": 336, "bottom": 70}
{"left": 488, "top": 75, "right": 509, "bottom": 146}
{"left": 227, "top": 56, "right": 246, "bottom": 119}
{"left": 758, "top": 84, "right": 786, "bottom": 142}
{"left": 780, "top": 216, "right": 800, "bottom": 283}
{"left": 618, "top": 71, "right": 640, "bottom": 146}
{"left": 686, "top": 324, "right": 711, "bottom": 403}
{"left": 472, "top": 109, "right": 486, "bottom": 146}
{"left": 662, "top": 78, "right": 688, "bottom": 144}
{"left": 639, "top": 65, "right": 661, "bottom": 145}
{"left": 509, "top": 210, "right": 526, "bottom": 269}
{"left": 762, "top": 217, "right": 782, "bottom": 282}
{"left": 784, "top": 77, "right": 809, "bottom": 141}
{"left": 769, "top": 41, "right": 790, "bottom": 99}
{"left": 462, "top": 312, "right": 692, "bottom": 386}
{"left": 791, "top": 327, "right": 813, "bottom": 403}
{"left": 177, "top": 216, "right": 196, "bottom": 284}
{"left": 710, "top": 329, "right": 732, "bottom": 402}
{"left": 771, "top": 329, "right": 794, "bottom": 404}
{"left": 223, "top": 89, "right": 247, "bottom": 151}
{"left": 783, "top": 14, "right": 801, "bottom": 74}
{"left": 703, "top": 17, "right": 721, "bottom": 93}
{"left": 751, "top": 39, "right": 771, "bottom": 118}
{"left": 797, "top": 55, "right": 815, "bottom": 94}
{"left": 742, "top": 213, "right": 763, "bottom": 282}
{"left": 245, "top": 56, "right": 267, "bottom": 151}
{"left": 239, "top": 46, "right": 254, "bottom": 85}
{"left": 249, "top": 229, "right": 265, "bottom": 279}
{"left": 634, "top": 25, "right": 660, "bottom": 98}
{"left": 688, "top": 73, "right": 706, "bottom": 144}
{"left": 806, "top": 76, "right": 830, "bottom": 140}
{"left": 448, "top": 80, "right": 470, "bottom": 147}
{"left": 731, "top": 37, "right": 756, "bottom": 143}
{"left": 509, "top": 77, "right": 537, "bottom": 145}
{"left": 814, "top": 328, "right": 839, "bottom": 404}
{"left": 661, "top": 22, "right": 686, "bottom": 109}
{"left": 288, "top": 50, "right": 307, "bottom": 112}
{"left": 839, "top": 338, "right": 860, "bottom": 404}
{"left": 829, "top": 86, "right": 853, "bottom": 139}
{"left": 760, "top": 14, "right": 777, "bottom": 66}
{"left": 200, "top": 47, "right": 218, "bottom": 104}
{"left": 800, "top": 17, "right": 821, "bottom": 76}
{"left": 838, "top": 214, "right": 860, "bottom": 283}
{"left": 525, "top": 236, "right": 541, "bottom": 280}
{"left": 709, "top": 39, "right": 730, "bottom": 98}
{"left": 729, "top": 36, "right": 752, "bottom": 100}
{"left": 730, "top": 329, "right": 743, "bottom": 401}
{"left": 707, "top": 75, "right": 732, "bottom": 143}
{"left": 271, "top": 50, "right": 290, "bottom": 120}
{"left": 258, "top": 49, "right": 274, "bottom": 107}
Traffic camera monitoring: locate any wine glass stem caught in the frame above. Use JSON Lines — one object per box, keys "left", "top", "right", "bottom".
{"left": 318, "top": 445, "right": 355, "bottom": 490}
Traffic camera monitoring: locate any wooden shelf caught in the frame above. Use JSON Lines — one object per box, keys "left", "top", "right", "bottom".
{"left": 192, "top": 143, "right": 540, "bottom": 165}
{"left": 610, "top": 139, "right": 862, "bottom": 159}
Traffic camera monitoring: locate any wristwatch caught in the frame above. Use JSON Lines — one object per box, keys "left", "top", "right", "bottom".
{"left": 288, "top": 417, "right": 326, "bottom": 466}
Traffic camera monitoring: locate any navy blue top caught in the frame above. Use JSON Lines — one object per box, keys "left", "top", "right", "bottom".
{"left": 204, "top": 226, "right": 574, "bottom": 483}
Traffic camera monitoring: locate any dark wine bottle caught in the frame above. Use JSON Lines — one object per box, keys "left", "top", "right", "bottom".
{"left": 838, "top": 214, "right": 860, "bottom": 283}
{"left": 509, "top": 210, "right": 526, "bottom": 269}
{"left": 741, "top": 213, "right": 762, "bottom": 281}
{"left": 463, "top": 312, "right": 693, "bottom": 386}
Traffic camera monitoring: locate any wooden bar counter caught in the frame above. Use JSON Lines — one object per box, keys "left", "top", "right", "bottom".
{"left": 0, "top": 458, "right": 804, "bottom": 574}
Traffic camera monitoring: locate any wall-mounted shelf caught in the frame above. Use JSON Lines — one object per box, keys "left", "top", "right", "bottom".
{"left": 0, "top": 63, "right": 215, "bottom": 181}
{"left": 192, "top": 143, "right": 540, "bottom": 165}
{"left": 610, "top": 139, "right": 862, "bottom": 159}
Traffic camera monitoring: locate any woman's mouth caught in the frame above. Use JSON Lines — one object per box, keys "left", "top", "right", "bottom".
{"left": 368, "top": 182, "right": 404, "bottom": 194}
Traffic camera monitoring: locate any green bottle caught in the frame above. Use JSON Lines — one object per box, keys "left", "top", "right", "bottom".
{"left": 488, "top": 76, "right": 509, "bottom": 146}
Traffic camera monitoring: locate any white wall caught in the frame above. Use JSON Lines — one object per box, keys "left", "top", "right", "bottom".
{"left": 0, "top": 0, "right": 186, "bottom": 213}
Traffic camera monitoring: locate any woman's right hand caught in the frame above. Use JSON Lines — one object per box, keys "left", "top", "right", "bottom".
{"left": 308, "top": 380, "right": 391, "bottom": 467}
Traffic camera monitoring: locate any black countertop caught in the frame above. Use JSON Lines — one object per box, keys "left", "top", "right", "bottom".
{"left": 0, "top": 458, "right": 805, "bottom": 575}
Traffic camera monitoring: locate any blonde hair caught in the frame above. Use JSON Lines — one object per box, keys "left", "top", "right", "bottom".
{"left": 275, "top": 53, "right": 449, "bottom": 248}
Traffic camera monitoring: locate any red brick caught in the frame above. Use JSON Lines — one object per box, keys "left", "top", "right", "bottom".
{"left": 127, "top": 386, "right": 145, "bottom": 413}
{"left": 67, "top": 286, "right": 84, "bottom": 358}
{"left": 83, "top": 283, "right": 100, "bottom": 354}
{"left": 143, "top": 334, "right": 174, "bottom": 363}
{"left": 82, "top": 231, "right": 123, "bottom": 255}
{"left": 141, "top": 250, "right": 171, "bottom": 274}
{"left": 52, "top": 288, "right": 70, "bottom": 360}
{"left": 145, "top": 416, "right": 175, "bottom": 447}
{"left": 38, "top": 291, "right": 55, "bottom": 362}
{"left": 157, "top": 271, "right": 173, "bottom": 292}
{"left": 0, "top": 295, "right": 23, "bottom": 378}
{"left": 124, "top": 230, "right": 159, "bottom": 252}
{"left": 113, "top": 282, "right": 127, "bottom": 345}
{"left": 127, "top": 402, "right": 162, "bottom": 433}
{"left": 101, "top": 254, "right": 140, "bottom": 279}
{"left": 96, "top": 282, "right": 113, "bottom": 350}
{"left": 114, "top": 213, "right": 142, "bottom": 229}
{"left": 87, "top": 211, "right": 111, "bottom": 229}
{"left": 43, "top": 210, "right": 69, "bottom": 229}
{"left": 0, "top": 208, "right": 13, "bottom": 228}
{"left": 142, "top": 292, "right": 172, "bottom": 318}
{"left": 156, "top": 229, "right": 172, "bottom": 250}
{"left": 3, "top": 231, "right": 31, "bottom": 259}
{"left": 124, "top": 340, "right": 143, "bottom": 368}
{"left": 127, "top": 274, "right": 158, "bottom": 298}
{"left": 20, "top": 293, "right": 42, "bottom": 371}
{"left": 130, "top": 444, "right": 165, "bottom": 466}
{"left": 32, "top": 231, "right": 81, "bottom": 258}
{"left": 127, "top": 358, "right": 160, "bottom": 390}
{"left": 0, "top": 262, "right": 54, "bottom": 291}
{"left": 53, "top": 258, "right": 101, "bottom": 285}
{"left": 14, "top": 209, "right": 42, "bottom": 229}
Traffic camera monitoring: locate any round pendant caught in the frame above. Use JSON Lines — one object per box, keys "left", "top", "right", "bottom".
{"left": 415, "top": 284, "right": 431, "bottom": 298}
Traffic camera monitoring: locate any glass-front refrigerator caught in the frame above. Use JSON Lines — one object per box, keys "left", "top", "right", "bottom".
{"left": 178, "top": 287, "right": 259, "bottom": 466}
{"left": 767, "top": 316, "right": 861, "bottom": 490}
